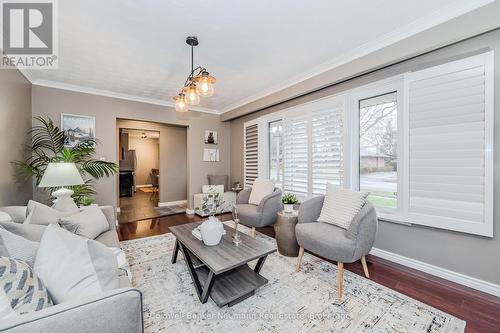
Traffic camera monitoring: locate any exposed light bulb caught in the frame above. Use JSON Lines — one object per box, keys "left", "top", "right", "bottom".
{"left": 194, "top": 71, "right": 215, "bottom": 97}
{"left": 173, "top": 94, "right": 189, "bottom": 112}
{"left": 184, "top": 83, "right": 200, "bottom": 105}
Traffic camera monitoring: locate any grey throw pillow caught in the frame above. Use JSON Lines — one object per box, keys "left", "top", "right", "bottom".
{"left": 0, "top": 207, "right": 26, "bottom": 223}
{"left": 0, "top": 227, "right": 39, "bottom": 266}
{"left": 58, "top": 206, "right": 109, "bottom": 239}
{"left": 0, "top": 257, "right": 52, "bottom": 319}
{"left": 34, "top": 225, "right": 119, "bottom": 304}
{"left": 25, "top": 201, "right": 73, "bottom": 225}
{"left": 207, "top": 174, "right": 228, "bottom": 192}
{"left": 0, "top": 221, "right": 47, "bottom": 242}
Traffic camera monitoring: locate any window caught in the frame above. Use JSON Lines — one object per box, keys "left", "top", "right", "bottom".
{"left": 243, "top": 122, "right": 259, "bottom": 187}
{"left": 268, "top": 120, "right": 283, "bottom": 186}
{"left": 283, "top": 112, "right": 309, "bottom": 195}
{"left": 359, "top": 92, "right": 398, "bottom": 212}
{"left": 311, "top": 102, "right": 345, "bottom": 194}
{"left": 403, "top": 51, "right": 493, "bottom": 236}
{"left": 256, "top": 51, "right": 493, "bottom": 236}
{"left": 281, "top": 95, "right": 345, "bottom": 197}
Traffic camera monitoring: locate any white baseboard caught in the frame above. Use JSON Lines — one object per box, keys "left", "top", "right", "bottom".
{"left": 370, "top": 247, "right": 500, "bottom": 297}
{"left": 185, "top": 208, "right": 195, "bottom": 215}
{"left": 135, "top": 184, "right": 153, "bottom": 188}
{"left": 116, "top": 207, "right": 121, "bottom": 213}
{"left": 158, "top": 200, "right": 188, "bottom": 207}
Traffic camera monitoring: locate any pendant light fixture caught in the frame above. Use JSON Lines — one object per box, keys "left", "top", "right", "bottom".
{"left": 173, "top": 36, "right": 216, "bottom": 112}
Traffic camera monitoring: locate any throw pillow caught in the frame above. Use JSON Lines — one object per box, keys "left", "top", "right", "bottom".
{"left": 0, "top": 207, "right": 27, "bottom": 223}
{"left": 34, "top": 224, "right": 119, "bottom": 304}
{"left": 25, "top": 201, "right": 73, "bottom": 225}
{"left": 0, "top": 221, "right": 47, "bottom": 242}
{"left": 0, "top": 227, "right": 39, "bottom": 266}
{"left": 248, "top": 179, "right": 275, "bottom": 206}
{"left": 58, "top": 206, "right": 109, "bottom": 239}
{"left": 207, "top": 174, "right": 228, "bottom": 192}
{"left": 318, "top": 184, "right": 368, "bottom": 229}
{"left": 0, "top": 257, "right": 52, "bottom": 320}
{"left": 0, "top": 212, "right": 11, "bottom": 223}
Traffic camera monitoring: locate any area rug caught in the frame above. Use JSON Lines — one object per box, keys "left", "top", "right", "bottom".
{"left": 153, "top": 205, "right": 186, "bottom": 216}
{"left": 120, "top": 223, "right": 466, "bottom": 333}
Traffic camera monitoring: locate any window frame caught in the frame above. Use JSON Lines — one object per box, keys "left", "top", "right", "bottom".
{"left": 267, "top": 118, "right": 284, "bottom": 188}
{"left": 254, "top": 52, "right": 493, "bottom": 236}
{"left": 347, "top": 75, "right": 406, "bottom": 221}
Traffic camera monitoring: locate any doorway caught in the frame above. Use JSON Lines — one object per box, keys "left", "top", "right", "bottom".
{"left": 116, "top": 119, "right": 188, "bottom": 225}
{"left": 118, "top": 128, "right": 160, "bottom": 218}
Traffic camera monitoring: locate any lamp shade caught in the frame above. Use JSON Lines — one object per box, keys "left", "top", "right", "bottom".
{"left": 39, "top": 162, "right": 84, "bottom": 188}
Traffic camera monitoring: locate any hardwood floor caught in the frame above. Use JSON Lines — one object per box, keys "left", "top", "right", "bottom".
{"left": 119, "top": 213, "right": 500, "bottom": 332}
{"left": 119, "top": 190, "right": 160, "bottom": 224}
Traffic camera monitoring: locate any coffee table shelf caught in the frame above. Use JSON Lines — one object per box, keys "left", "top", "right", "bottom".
{"left": 197, "top": 264, "right": 268, "bottom": 307}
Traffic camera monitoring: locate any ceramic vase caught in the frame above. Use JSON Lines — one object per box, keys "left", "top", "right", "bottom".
{"left": 200, "top": 216, "right": 224, "bottom": 246}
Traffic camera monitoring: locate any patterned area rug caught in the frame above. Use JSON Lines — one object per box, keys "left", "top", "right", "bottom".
{"left": 120, "top": 223, "right": 465, "bottom": 333}
{"left": 153, "top": 205, "right": 186, "bottom": 216}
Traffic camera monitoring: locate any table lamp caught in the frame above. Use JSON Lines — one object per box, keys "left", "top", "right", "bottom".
{"left": 39, "top": 162, "right": 85, "bottom": 212}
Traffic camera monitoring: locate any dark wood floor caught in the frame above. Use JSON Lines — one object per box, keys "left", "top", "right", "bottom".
{"left": 118, "top": 213, "right": 500, "bottom": 332}
{"left": 119, "top": 189, "right": 160, "bottom": 224}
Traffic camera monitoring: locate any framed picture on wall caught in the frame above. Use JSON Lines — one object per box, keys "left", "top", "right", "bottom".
{"left": 204, "top": 130, "right": 218, "bottom": 144}
{"left": 203, "top": 148, "right": 219, "bottom": 162}
{"left": 61, "top": 113, "right": 95, "bottom": 147}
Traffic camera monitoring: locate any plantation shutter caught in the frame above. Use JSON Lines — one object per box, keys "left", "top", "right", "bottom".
{"left": 244, "top": 123, "right": 259, "bottom": 187}
{"left": 311, "top": 102, "right": 345, "bottom": 194}
{"left": 283, "top": 113, "right": 309, "bottom": 194}
{"left": 405, "top": 52, "right": 493, "bottom": 236}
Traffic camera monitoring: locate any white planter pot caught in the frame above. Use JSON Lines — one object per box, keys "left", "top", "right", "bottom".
{"left": 200, "top": 216, "right": 224, "bottom": 246}
{"left": 283, "top": 204, "right": 294, "bottom": 213}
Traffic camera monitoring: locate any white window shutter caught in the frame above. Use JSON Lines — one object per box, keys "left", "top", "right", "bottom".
{"left": 244, "top": 123, "right": 259, "bottom": 188}
{"left": 405, "top": 52, "right": 494, "bottom": 236}
{"left": 283, "top": 113, "right": 309, "bottom": 194}
{"left": 311, "top": 102, "right": 345, "bottom": 194}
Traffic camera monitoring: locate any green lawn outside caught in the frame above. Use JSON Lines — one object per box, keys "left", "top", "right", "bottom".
{"left": 366, "top": 191, "right": 397, "bottom": 209}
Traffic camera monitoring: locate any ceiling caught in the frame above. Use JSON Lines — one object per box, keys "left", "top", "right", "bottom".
{"left": 23, "top": 0, "right": 494, "bottom": 114}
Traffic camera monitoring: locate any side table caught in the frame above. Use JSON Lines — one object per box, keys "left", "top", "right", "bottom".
{"left": 275, "top": 210, "right": 300, "bottom": 257}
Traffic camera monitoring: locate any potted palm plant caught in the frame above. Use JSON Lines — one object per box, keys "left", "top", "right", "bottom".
{"left": 13, "top": 117, "right": 118, "bottom": 206}
{"left": 282, "top": 193, "right": 299, "bottom": 213}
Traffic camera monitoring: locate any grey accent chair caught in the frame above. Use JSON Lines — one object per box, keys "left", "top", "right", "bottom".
{"left": 295, "top": 195, "right": 377, "bottom": 299}
{"left": 235, "top": 187, "right": 282, "bottom": 238}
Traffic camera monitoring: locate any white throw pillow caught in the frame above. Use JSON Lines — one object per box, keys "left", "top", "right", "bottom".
{"left": 25, "top": 201, "right": 73, "bottom": 225}
{"left": 58, "top": 206, "right": 109, "bottom": 239}
{"left": 248, "top": 179, "right": 275, "bottom": 206}
{"left": 0, "top": 227, "right": 39, "bottom": 266}
{"left": 318, "top": 184, "right": 368, "bottom": 229}
{"left": 0, "top": 207, "right": 26, "bottom": 223}
{"left": 0, "top": 212, "right": 11, "bottom": 223}
{"left": 34, "top": 225, "right": 119, "bottom": 304}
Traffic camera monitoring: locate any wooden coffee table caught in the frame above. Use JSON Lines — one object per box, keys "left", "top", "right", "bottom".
{"left": 170, "top": 221, "right": 276, "bottom": 307}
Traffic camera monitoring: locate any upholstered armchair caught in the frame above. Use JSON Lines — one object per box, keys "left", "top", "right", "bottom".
{"left": 295, "top": 195, "right": 378, "bottom": 298}
{"left": 235, "top": 187, "right": 282, "bottom": 238}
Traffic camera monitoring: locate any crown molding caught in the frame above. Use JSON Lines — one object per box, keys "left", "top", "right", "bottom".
{"left": 14, "top": 0, "right": 493, "bottom": 116}
{"left": 219, "top": 0, "right": 494, "bottom": 114}
{"left": 29, "top": 78, "right": 221, "bottom": 115}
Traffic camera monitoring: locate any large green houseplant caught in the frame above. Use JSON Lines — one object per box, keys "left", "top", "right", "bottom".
{"left": 14, "top": 116, "right": 118, "bottom": 205}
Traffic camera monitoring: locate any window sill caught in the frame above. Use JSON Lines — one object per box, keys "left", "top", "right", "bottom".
{"left": 377, "top": 213, "right": 412, "bottom": 226}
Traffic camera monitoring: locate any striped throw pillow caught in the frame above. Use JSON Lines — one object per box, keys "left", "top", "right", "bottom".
{"left": 0, "top": 257, "right": 52, "bottom": 319}
{"left": 318, "top": 184, "right": 368, "bottom": 229}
